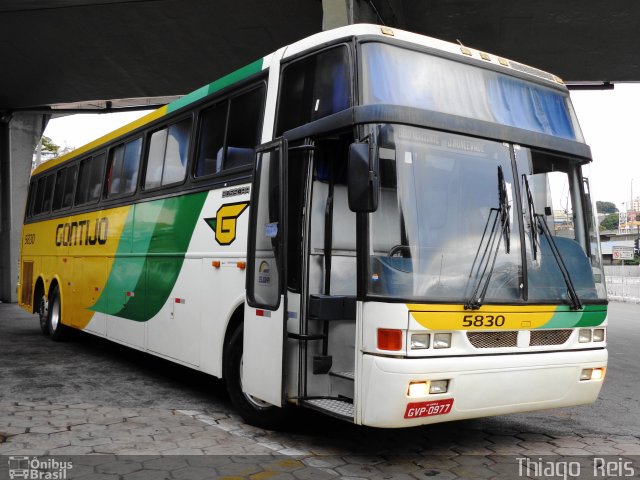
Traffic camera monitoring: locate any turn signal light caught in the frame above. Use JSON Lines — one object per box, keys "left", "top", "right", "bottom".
{"left": 378, "top": 329, "right": 403, "bottom": 351}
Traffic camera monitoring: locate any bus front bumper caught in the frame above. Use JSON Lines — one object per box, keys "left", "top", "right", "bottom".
{"left": 359, "top": 348, "right": 607, "bottom": 428}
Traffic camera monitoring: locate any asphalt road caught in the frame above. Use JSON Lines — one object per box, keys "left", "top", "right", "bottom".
{"left": 1, "top": 300, "right": 639, "bottom": 476}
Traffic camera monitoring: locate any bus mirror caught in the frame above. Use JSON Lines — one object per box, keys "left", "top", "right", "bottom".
{"left": 348, "top": 142, "right": 379, "bottom": 212}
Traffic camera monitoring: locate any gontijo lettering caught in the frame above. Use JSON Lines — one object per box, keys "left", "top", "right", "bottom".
{"left": 55, "top": 218, "right": 108, "bottom": 246}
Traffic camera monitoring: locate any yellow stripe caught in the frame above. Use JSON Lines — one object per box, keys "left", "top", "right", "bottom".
{"left": 32, "top": 106, "right": 168, "bottom": 176}
{"left": 408, "top": 304, "right": 557, "bottom": 330}
{"left": 21, "top": 206, "right": 131, "bottom": 328}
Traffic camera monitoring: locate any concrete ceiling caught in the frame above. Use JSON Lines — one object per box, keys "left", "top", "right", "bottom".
{"left": 1, "top": 0, "right": 639, "bottom": 111}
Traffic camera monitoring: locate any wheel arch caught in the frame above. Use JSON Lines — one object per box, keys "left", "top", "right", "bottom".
{"left": 32, "top": 276, "right": 46, "bottom": 314}
{"left": 222, "top": 300, "right": 245, "bottom": 380}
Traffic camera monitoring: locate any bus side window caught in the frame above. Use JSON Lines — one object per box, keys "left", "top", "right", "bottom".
{"left": 75, "top": 154, "right": 105, "bottom": 205}
{"left": 62, "top": 165, "right": 78, "bottom": 209}
{"left": 145, "top": 117, "right": 192, "bottom": 189}
{"left": 108, "top": 138, "right": 142, "bottom": 197}
{"left": 195, "top": 84, "right": 265, "bottom": 178}
{"left": 25, "top": 180, "right": 37, "bottom": 219}
{"left": 225, "top": 86, "right": 265, "bottom": 170}
{"left": 276, "top": 45, "right": 351, "bottom": 136}
{"left": 39, "top": 174, "right": 55, "bottom": 214}
{"left": 52, "top": 168, "right": 67, "bottom": 211}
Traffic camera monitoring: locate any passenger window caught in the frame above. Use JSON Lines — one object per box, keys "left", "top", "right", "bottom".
{"left": 33, "top": 177, "right": 47, "bottom": 215}
{"left": 195, "top": 102, "right": 227, "bottom": 177}
{"left": 25, "top": 180, "right": 37, "bottom": 218}
{"left": 277, "top": 46, "right": 351, "bottom": 135}
{"left": 76, "top": 154, "right": 106, "bottom": 205}
{"left": 52, "top": 169, "right": 67, "bottom": 211}
{"left": 144, "top": 117, "right": 192, "bottom": 189}
{"left": 40, "top": 174, "right": 55, "bottom": 214}
{"left": 195, "top": 85, "right": 265, "bottom": 177}
{"left": 52, "top": 165, "right": 78, "bottom": 211}
{"left": 226, "top": 87, "right": 265, "bottom": 170}
{"left": 62, "top": 165, "right": 78, "bottom": 209}
{"left": 108, "top": 138, "right": 142, "bottom": 197}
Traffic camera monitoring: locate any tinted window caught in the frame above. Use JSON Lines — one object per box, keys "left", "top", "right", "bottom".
{"left": 76, "top": 154, "right": 106, "bottom": 205}
{"left": 277, "top": 46, "right": 351, "bottom": 135}
{"left": 108, "top": 138, "right": 142, "bottom": 197}
{"left": 225, "top": 87, "right": 265, "bottom": 170}
{"left": 40, "top": 174, "right": 55, "bottom": 214}
{"left": 33, "top": 177, "right": 46, "bottom": 215}
{"left": 144, "top": 117, "right": 192, "bottom": 189}
{"left": 62, "top": 165, "right": 77, "bottom": 209}
{"left": 195, "top": 85, "right": 265, "bottom": 177}
{"left": 52, "top": 169, "right": 67, "bottom": 211}
{"left": 195, "top": 102, "right": 227, "bottom": 177}
{"left": 52, "top": 165, "right": 78, "bottom": 211}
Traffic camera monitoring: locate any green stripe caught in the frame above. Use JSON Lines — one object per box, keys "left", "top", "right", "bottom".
{"left": 167, "top": 58, "right": 264, "bottom": 113}
{"left": 90, "top": 192, "right": 208, "bottom": 321}
{"left": 542, "top": 304, "right": 607, "bottom": 329}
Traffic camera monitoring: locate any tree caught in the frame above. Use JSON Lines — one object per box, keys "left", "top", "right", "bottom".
{"left": 596, "top": 201, "right": 618, "bottom": 214}
{"left": 40, "top": 136, "right": 60, "bottom": 157}
{"left": 599, "top": 213, "right": 619, "bottom": 231}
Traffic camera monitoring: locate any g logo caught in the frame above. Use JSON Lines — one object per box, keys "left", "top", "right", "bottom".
{"left": 205, "top": 202, "right": 249, "bottom": 245}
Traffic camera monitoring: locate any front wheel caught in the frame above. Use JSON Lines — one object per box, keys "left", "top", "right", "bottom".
{"left": 47, "top": 285, "right": 71, "bottom": 342}
{"left": 224, "top": 325, "right": 288, "bottom": 429}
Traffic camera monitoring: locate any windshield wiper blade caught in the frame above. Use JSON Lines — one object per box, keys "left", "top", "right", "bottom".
{"left": 535, "top": 213, "right": 583, "bottom": 310}
{"left": 522, "top": 174, "right": 582, "bottom": 310}
{"left": 464, "top": 166, "right": 511, "bottom": 310}
{"left": 522, "top": 175, "right": 539, "bottom": 261}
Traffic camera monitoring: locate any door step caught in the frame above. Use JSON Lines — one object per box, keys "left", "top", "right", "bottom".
{"left": 302, "top": 398, "right": 354, "bottom": 421}
{"left": 329, "top": 370, "right": 354, "bottom": 380}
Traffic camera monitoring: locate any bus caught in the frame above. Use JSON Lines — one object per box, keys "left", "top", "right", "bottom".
{"left": 18, "top": 24, "right": 607, "bottom": 429}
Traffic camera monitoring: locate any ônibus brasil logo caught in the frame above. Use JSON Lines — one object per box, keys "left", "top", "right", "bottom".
{"left": 8, "top": 456, "right": 72, "bottom": 479}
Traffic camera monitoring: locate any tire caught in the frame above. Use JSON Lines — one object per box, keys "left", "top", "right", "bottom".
{"left": 47, "top": 285, "right": 71, "bottom": 342}
{"left": 37, "top": 289, "right": 49, "bottom": 336}
{"left": 224, "top": 325, "right": 288, "bottom": 429}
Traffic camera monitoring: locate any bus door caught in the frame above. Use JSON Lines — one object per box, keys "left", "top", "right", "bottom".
{"left": 244, "top": 139, "right": 288, "bottom": 406}
{"left": 298, "top": 134, "right": 358, "bottom": 419}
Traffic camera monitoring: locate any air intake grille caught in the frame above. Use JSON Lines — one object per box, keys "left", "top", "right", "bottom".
{"left": 530, "top": 329, "right": 572, "bottom": 346}
{"left": 467, "top": 331, "right": 518, "bottom": 348}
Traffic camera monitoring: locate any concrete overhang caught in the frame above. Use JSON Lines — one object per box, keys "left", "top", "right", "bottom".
{"left": 1, "top": 0, "right": 639, "bottom": 112}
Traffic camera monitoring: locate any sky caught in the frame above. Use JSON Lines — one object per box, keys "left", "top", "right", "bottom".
{"left": 43, "top": 84, "right": 640, "bottom": 211}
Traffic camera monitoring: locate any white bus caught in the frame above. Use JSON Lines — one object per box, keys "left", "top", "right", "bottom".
{"left": 19, "top": 24, "right": 607, "bottom": 428}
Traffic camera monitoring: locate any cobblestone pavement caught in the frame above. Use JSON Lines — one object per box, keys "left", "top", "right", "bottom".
{"left": 1, "top": 303, "right": 639, "bottom": 479}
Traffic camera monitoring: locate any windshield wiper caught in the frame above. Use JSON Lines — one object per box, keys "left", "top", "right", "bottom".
{"left": 464, "top": 166, "right": 511, "bottom": 310}
{"left": 522, "top": 175, "right": 583, "bottom": 310}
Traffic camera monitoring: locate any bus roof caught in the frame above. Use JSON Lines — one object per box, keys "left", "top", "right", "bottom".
{"left": 33, "top": 24, "right": 564, "bottom": 177}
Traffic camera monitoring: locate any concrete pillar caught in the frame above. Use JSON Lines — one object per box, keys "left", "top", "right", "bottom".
{"left": 322, "top": 0, "right": 398, "bottom": 30}
{"left": 0, "top": 113, "right": 47, "bottom": 303}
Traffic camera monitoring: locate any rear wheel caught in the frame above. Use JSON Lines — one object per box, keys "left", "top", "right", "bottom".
{"left": 37, "top": 289, "right": 49, "bottom": 336}
{"left": 224, "top": 325, "right": 288, "bottom": 429}
{"left": 47, "top": 285, "right": 71, "bottom": 342}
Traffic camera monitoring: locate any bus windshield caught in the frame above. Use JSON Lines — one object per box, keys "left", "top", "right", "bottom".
{"left": 360, "top": 42, "right": 584, "bottom": 142}
{"left": 368, "top": 125, "right": 606, "bottom": 304}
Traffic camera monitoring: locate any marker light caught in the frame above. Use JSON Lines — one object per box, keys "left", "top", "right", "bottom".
{"left": 580, "top": 367, "right": 606, "bottom": 381}
{"left": 407, "top": 381, "right": 429, "bottom": 398}
{"left": 578, "top": 329, "right": 592, "bottom": 343}
{"left": 411, "top": 333, "right": 430, "bottom": 350}
{"left": 429, "top": 380, "right": 449, "bottom": 394}
{"left": 378, "top": 329, "right": 403, "bottom": 351}
{"left": 593, "top": 329, "right": 605, "bottom": 342}
{"left": 433, "top": 333, "right": 452, "bottom": 349}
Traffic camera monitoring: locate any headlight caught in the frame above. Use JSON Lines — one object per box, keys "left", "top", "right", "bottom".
{"left": 433, "top": 333, "right": 452, "bottom": 349}
{"left": 411, "top": 333, "right": 430, "bottom": 350}
{"left": 578, "top": 329, "right": 592, "bottom": 343}
{"left": 593, "top": 329, "right": 605, "bottom": 342}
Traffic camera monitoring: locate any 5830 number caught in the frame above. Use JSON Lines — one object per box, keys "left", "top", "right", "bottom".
{"left": 462, "top": 314, "right": 506, "bottom": 328}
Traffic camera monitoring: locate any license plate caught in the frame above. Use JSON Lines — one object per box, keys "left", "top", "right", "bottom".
{"left": 404, "top": 398, "right": 454, "bottom": 419}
